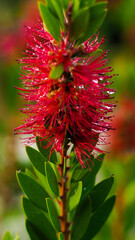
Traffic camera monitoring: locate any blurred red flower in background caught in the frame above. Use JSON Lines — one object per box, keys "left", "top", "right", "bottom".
{"left": 0, "top": 1, "right": 39, "bottom": 62}
{"left": 109, "top": 98, "right": 135, "bottom": 157}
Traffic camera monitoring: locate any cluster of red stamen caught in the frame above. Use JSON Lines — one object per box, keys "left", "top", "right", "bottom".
{"left": 15, "top": 21, "right": 115, "bottom": 167}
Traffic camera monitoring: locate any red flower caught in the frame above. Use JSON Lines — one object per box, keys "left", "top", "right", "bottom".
{"left": 15, "top": 21, "right": 115, "bottom": 167}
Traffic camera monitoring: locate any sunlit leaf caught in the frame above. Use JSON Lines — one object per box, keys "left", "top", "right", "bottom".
{"left": 67, "top": 181, "right": 82, "bottom": 211}
{"left": 51, "top": 0, "right": 65, "bottom": 29}
{"left": 45, "top": 162, "right": 59, "bottom": 197}
{"left": 38, "top": 2, "right": 61, "bottom": 42}
{"left": 26, "top": 146, "right": 46, "bottom": 175}
{"left": 17, "top": 171, "right": 49, "bottom": 212}
{"left": 46, "top": 198, "right": 61, "bottom": 231}
{"left": 45, "top": 0, "right": 58, "bottom": 18}
{"left": 72, "top": 0, "right": 80, "bottom": 18}
{"left": 49, "top": 63, "right": 64, "bottom": 79}
{"left": 14, "top": 233, "right": 20, "bottom": 240}
{"left": 2, "top": 231, "right": 12, "bottom": 240}
{"left": 58, "top": 232, "right": 64, "bottom": 240}
{"left": 71, "top": 7, "right": 90, "bottom": 40}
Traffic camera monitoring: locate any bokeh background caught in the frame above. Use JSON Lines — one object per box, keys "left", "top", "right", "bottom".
{"left": 0, "top": 0, "right": 135, "bottom": 239}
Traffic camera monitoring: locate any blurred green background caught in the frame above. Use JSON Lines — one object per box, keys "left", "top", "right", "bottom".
{"left": 0, "top": 0, "right": 135, "bottom": 239}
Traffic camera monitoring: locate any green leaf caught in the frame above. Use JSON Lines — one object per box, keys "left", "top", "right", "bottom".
{"left": 26, "top": 220, "right": 47, "bottom": 240}
{"left": 26, "top": 146, "right": 46, "bottom": 175}
{"left": 71, "top": 7, "right": 90, "bottom": 40}
{"left": 59, "top": 0, "right": 68, "bottom": 9}
{"left": 22, "top": 197, "right": 57, "bottom": 240}
{"left": 67, "top": 181, "right": 82, "bottom": 211}
{"left": 45, "top": 162, "right": 59, "bottom": 197}
{"left": 71, "top": 162, "right": 90, "bottom": 183}
{"left": 38, "top": 3, "right": 61, "bottom": 42}
{"left": 33, "top": 168, "right": 51, "bottom": 194}
{"left": 80, "top": 0, "right": 95, "bottom": 8}
{"left": 49, "top": 63, "right": 64, "bottom": 79}
{"left": 45, "top": 0, "right": 58, "bottom": 18}
{"left": 72, "top": 0, "right": 80, "bottom": 18}
{"left": 17, "top": 171, "right": 49, "bottom": 212}
{"left": 36, "top": 136, "right": 57, "bottom": 164}
{"left": 25, "top": 168, "right": 36, "bottom": 181}
{"left": 51, "top": 0, "right": 65, "bottom": 29}
{"left": 71, "top": 197, "right": 92, "bottom": 240}
{"left": 14, "top": 233, "right": 19, "bottom": 240}
{"left": 77, "top": 2, "right": 107, "bottom": 44}
{"left": 69, "top": 153, "right": 94, "bottom": 182}
{"left": 46, "top": 198, "right": 61, "bottom": 231}
{"left": 81, "top": 154, "right": 104, "bottom": 199}
{"left": 89, "top": 176, "right": 114, "bottom": 212}
{"left": 82, "top": 195, "right": 116, "bottom": 240}
{"left": 2, "top": 231, "right": 12, "bottom": 240}
{"left": 58, "top": 232, "right": 64, "bottom": 240}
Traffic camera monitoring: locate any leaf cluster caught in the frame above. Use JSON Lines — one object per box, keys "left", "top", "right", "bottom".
{"left": 38, "top": 0, "right": 107, "bottom": 44}
{"left": 16, "top": 137, "right": 115, "bottom": 240}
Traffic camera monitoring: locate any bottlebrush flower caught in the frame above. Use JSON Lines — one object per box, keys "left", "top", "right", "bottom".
{"left": 15, "top": 21, "right": 116, "bottom": 167}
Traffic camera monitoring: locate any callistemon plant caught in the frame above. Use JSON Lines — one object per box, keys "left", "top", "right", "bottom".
{"left": 10, "top": 1, "right": 116, "bottom": 240}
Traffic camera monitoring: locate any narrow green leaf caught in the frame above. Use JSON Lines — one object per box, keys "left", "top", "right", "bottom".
{"left": 71, "top": 7, "right": 90, "bottom": 40}
{"left": 36, "top": 136, "right": 57, "bottom": 164}
{"left": 80, "top": 0, "right": 95, "bottom": 8}
{"left": 17, "top": 171, "right": 49, "bottom": 212}
{"left": 89, "top": 176, "right": 114, "bottom": 212}
{"left": 45, "top": 0, "right": 58, "bottom": 18}
{"left": 71, "top": 162, "right": 90, "bottom": 183}
{"left": 81, "top": 154, "right": 104, "bottom": 199}
{"left": 14, "top": 233, "right": 19, "bottom": 240}
{"left": 33, "top": 168, "right": 51, "bottom": 194}
{"left": 26, "top": 220, "right": 46, "bottom": 240}
{"left": 82, "top": 195, "right": 116, "bottom": 240}
{"left": 67, "top": 181, "right": 82, "bottom": 211}
{"left": 72, "top": 0, "right": 80, "bottom": 18}
{"left": 58, "top": 232, "right": 64, "bottom": 240}
{"left": 77, "top": 2, "right": 107, "bottom": 44}
{"left": 51, "top": 0, "right": 65, "bottom": 29}
{"left": 71, "top": 197, "right": 92, "bottom": 240}
{"left": 45, "top": 162, "right": 59, "bottom": 197}
{"left": 2, "top": 231, "right": 12, "bottom": 240}
{"left": 22, "top": 197, "right": 57, "bottom": 240}
{"left": 26, "top": 146, "right": 46, "bottom": 175}
{"left": 59, "top": 0, "right": 68, "bottom": 9}
{"left": 38, "top": 2, "right": 61, "bottom": 42}
{"left": 25, "top": 168, "right": 37, "bottom": 181}
{"left": 49, "top": 63, "right": 64, "bottom": 79}
{"left": 89, "top": 2, "right": 107, "bottom": 31}
{"left": 46, "top": 198, "right": 61, "bottom": 232}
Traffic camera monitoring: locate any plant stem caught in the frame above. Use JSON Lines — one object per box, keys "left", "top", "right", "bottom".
{"left": 59, "top": 144, "right": 70, "bottom": 240}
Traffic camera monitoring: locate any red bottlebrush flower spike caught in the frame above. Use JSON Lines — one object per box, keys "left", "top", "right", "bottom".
{"left": 15, "top": 21, "right": 116, "bottom": 168}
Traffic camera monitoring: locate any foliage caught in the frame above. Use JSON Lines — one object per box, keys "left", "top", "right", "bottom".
{"left": 16, "top": 138, "right": 115, "bottom": 240}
